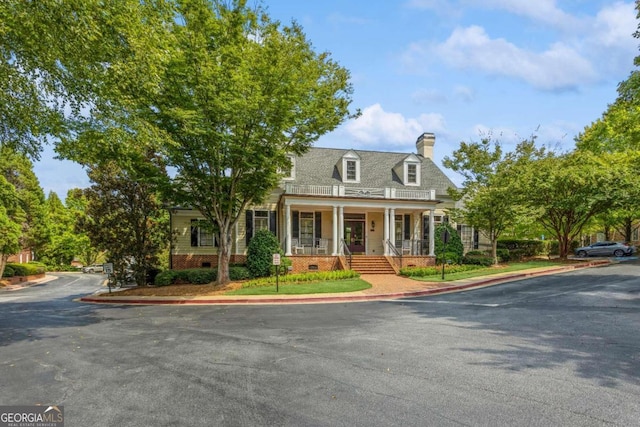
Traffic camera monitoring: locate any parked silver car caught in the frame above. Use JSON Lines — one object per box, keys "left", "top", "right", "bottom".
{"left": 574, "top": 241, "right": 635, "bottom": 258}
{"left": 82, "top": 264, "right": 104, "bottom": 273}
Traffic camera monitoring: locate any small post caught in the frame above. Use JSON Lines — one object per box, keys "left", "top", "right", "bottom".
{"left": 272, "top": 253, "right": 281, "bottom": 293}
{"left": 441, "top": 230, "right": 450, "bottom": 280}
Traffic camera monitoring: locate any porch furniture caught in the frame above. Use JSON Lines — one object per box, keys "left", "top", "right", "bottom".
{"left": 316, "top": 238, "right": 328, "bottom": 254}
{"left": 292, "top": 238, "right": 305, "bottom": 254}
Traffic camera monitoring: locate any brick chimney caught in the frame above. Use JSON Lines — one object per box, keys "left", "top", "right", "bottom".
{"left": 416, "top": 132, "right": 435, "bottom": 160}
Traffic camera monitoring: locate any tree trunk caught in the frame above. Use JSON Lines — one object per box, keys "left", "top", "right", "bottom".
{"left": 0, "top": 254, "right": 7, "bottom": 280}
{"left": 624, "top": 217, "right": 633, "bottom": 243}
{"left": 604, "top": 225, "right": 611, "bottom": 241}
{"left": 217, "top": 225, "right": 232, "bottom": 285}
{"left": 558, "top": 234, "right": 570, "bottom": 260}
{"left": 491, "top": 236, "right": 499, "bottom": 265}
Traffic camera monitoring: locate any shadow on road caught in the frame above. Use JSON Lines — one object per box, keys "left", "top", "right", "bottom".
{"left": 398, "top": 269, "right": 640, "bottom": 388}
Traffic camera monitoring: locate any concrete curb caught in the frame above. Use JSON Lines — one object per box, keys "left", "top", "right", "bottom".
{"left": 78, "top": 260, "right": 610, "bottom": 306}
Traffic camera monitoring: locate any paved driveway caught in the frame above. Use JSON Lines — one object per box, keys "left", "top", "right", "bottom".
{"left": 1, "top": 266, "right": 639, "bottom": 426}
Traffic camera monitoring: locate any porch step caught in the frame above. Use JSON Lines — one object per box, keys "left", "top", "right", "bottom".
{"left": 348, "top": 256, "right": 396, "bottom": 275}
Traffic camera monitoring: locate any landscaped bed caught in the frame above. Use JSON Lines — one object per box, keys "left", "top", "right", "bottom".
{"left": 400, "top": 260, "right": 568, "bottom": 282}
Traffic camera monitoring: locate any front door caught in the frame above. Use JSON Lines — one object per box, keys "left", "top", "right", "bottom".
{"left": 345, "top": 220, "right": 365, "bottom": 254}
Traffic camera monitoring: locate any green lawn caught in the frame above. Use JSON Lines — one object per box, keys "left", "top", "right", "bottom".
{"left": 409, "top": 261, "right": 564, "bottom": 282}
{"left": 225, "top": 278, "right": 371, "bottom": 295}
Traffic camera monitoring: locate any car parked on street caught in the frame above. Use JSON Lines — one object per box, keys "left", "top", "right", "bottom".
{"left": 82, "top": 264, "right": 104, "bottom": 273}
{"left": 574, "top": 241, "right": 635, "bottom": 258}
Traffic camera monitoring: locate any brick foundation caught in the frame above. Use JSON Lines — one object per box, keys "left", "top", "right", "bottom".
{"left": 391, "top": 256, "right": 436, "bottom": 270}
{"left": 289, "top": 256, "right": 343, "bottom": 273}
{"left": 172, "top": 255, "right": 247, "bottom": 270}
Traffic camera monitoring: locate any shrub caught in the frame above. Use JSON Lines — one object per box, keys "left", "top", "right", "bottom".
{"left": 246, "top": 229, "right": 282, "bottom": 278}
{"left": 497, "top": 240, "right": 545, "bottom": 258}
{"left": 2, "top": 266, "right": 15, "bottom": 277}
{"left": 187, "top": 268, "right": 217, "bottom": 284}
{"left": 465, "top": 250, "right": 486, "bottom": 257}
{"left": 434, "top": 224, "right": 464, "bottom": 264}
{"left": 496, "top": 248, "right": 510, "bottom": 262}
{"left": 154, "top": 270, "right": 176, "bottom": 286}
{"left": 6, "top": 263, "right": 44, "bottom": 276}
{"left": 229, "top": 265, "right": 251, "bottom": 281}
{"left": 462, "top": 255, "right": 493, "bottom": 266}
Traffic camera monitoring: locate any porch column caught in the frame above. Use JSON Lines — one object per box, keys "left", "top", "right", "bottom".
{"left": 383, "top": 208, "right": 390, "bottom": 255}
{"left": 413, "top": 213, "right": 420, "bottom": 255}
{"left": 429, "top": 209, "right": 435, "bottom": 256}
{"left": 332, "top": 205, "right": 338, "bottom": 255}
{"left": 389, "top": 208, "right": 396, "bottom": 251}
{"left": 285, "top": 204, "right": 292, "bottom": 256}
{"left": 338, "top": 206, "right": 344, "bottom": 255}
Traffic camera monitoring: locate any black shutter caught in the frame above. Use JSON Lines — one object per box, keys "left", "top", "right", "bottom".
{"left": 473, "top": 229, "right": 479, "bottom": 250}
{"left": 423, "top": 214, "right": 429, "bottom": 240}
{"left": 269, "top": 210, "right": 277, "bottom": 235}
{"left": 315, "top": 212, "right": 322, "bottom": 239}
{"left": 245, "top": 210, "right": 253, "bottom": 246}
{"left": 190, "top": 219, "right": 198, "bottom": 247}
{"left": 404, "top": 215, "right": 411, "bottom": 240}
{"left": 292, "top": 211, "right": 299, "bottom": 238}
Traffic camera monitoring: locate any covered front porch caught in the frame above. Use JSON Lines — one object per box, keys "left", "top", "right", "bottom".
{"left": 280, "top": 194, "right": 439, "bottom": 260}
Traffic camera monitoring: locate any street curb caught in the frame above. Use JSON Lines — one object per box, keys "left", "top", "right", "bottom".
{"left": 78, "top": 260, "right": 610, "bottom": 306}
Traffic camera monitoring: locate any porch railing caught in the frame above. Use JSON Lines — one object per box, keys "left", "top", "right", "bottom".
{"left": 284, "top": 183, "right": 436, "bottom": 201}
{"left": 341, "top": 239, "right": 352, "bottom": 270}
{"left": 385, "top": 239, "right": 402, "bottom": 268}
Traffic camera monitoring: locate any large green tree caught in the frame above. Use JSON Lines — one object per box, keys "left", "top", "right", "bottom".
{"left": 512, "top": 150, "right": 626, "bottom": 259}
{"left": 443, "top": 137, "right": 535, "bottom": 264}
{"left": 80, "top": 159, "right": 168, "bottom": 286}
{"left": 156, "top": 1, "right": 355, "bottom": 284}
{"left": 0, "top": 175, "right": 24, "bottom": 278}
{"left": 0, "top": 0, "right": 174, "bottom": 158}
{"left": 59, "top": 0, "right": 356, "bottom": 284}
{"left": 0, "top": 147, "right": 50, "bottom": 261}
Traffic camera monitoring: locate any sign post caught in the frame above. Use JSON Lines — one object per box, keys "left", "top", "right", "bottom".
{"left": 272, "top": 254, "right": 281, "bottom": 293}
{"left": 103, "top": 263, "right": 114, "bottom": 293}
{"left": 441, "top": 230, "right": 450, "bottom": 280}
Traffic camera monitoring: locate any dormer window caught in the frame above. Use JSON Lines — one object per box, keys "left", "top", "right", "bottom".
{"left": 282, "top": 155, "right": 295, "bottom": 180}
{"left": 338, "top": 150, "right": 361, "bottom": 183}
{"left": 394, "top": 154, "right": 421, "bottom": 186}
{"left": 407, "top": 163, "right": 417, "bottom": 184}
{"left": 346, "top": 160, "right": 357, "bottom": 180}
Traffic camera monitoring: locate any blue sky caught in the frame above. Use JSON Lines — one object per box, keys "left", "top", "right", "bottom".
{"left": 34, "top": 0, "right": 638, "bottom": 198}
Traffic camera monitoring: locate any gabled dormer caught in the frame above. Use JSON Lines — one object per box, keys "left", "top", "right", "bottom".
{"left": 393, "top": 154, "right": 421, "bottom": 186}
{"left": 281, "top": 154, "right": 296, "bottom": 181}
{"left": 337, "top": 150, "right": 360, "bottom": 183}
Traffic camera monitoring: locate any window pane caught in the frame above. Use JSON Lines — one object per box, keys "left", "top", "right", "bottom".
{"left": 407, "top": 164, "right": 417, "bottom": 183}
{"left": 346, "top": 160, "right": 356, "bottom": 180}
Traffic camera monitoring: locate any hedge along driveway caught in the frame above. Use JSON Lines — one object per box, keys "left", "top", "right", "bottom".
{"left": 403, "top": 261, "right": 563, "bottom": 282}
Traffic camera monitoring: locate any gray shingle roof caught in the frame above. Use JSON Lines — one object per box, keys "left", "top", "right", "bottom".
{"left": 291, "top": 147, "right": 457, "bottom": 196}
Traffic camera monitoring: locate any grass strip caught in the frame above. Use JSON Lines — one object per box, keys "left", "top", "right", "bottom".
{"left": 408, "top": 261, "right": 564, "bottom": 282}
{"left": 225, "top": 278, "right": 371, "bottom": 295}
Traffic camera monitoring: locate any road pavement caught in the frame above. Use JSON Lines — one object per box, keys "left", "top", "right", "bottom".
{"left": 1, "top": 267, "right": 639, "bottom": 426}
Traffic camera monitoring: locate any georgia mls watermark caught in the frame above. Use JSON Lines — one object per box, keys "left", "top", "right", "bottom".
{"left": 0, "top": 406, "right": 64, "bottom": 427}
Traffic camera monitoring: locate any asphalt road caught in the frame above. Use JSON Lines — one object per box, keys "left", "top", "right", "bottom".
{"left": 1, "top": 265, "right": 639, "bottom": 426}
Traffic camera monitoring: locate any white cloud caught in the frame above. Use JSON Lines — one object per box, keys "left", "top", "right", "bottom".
{"left": 344, "top": 103, "right": 447, "bottom": 148}
{"left": 432, "top": 25, "right": 597, "bottom": 90}
{"left": 477, "top": 0, "right": 579, "bottom": 30}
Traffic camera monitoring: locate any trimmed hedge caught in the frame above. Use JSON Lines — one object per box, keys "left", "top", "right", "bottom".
{"left": 3, "top": 263, "right": 45, "bottom": 277}
{"left": 462, "top": 254, "right": 494, "bottom": 266}
{"left": 154, "top": 265, "right": 251, "bottom": 286}
{"left": 2, "top": 266, "right": 15, "bottom": 277}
